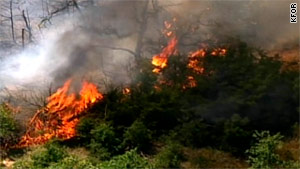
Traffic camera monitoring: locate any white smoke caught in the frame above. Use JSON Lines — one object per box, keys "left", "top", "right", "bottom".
{"left": 0, "top": 22, "right": 75, "bottom": 88}
{"left": 0, "top": 0, "right": 298, "bottom": 90}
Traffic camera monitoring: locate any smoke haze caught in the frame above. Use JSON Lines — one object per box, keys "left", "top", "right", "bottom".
{"left": 0, "top": 0, "right": 298, "bottom": 90}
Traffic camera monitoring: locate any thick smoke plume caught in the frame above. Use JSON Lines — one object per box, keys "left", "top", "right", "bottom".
{"left": 0, "top": 0, "right": 298, "bottom": 91}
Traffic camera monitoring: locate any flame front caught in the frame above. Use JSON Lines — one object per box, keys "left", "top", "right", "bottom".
{"left": 152, "top": 37, "right": 178, "bottom": 73}
{"left": 17, "top": 80, "right": 103, "bottom": 147}
{"left": 152, "top": 19, "right": 178, "bottom": 73}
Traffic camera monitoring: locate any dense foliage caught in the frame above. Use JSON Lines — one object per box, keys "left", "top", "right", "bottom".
{"left": 3, "top": 40, "right": 299, "bottom": 168}
{"left": 73, "top": 40, "right": 298, "bottom": 167}
{"left": 246, "top": 131, "right": 299, "bottom": 169}
{"left": 0, "top": 104, "right": 19, "bottom": 158}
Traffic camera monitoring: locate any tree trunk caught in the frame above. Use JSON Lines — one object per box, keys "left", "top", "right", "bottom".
{"left": 134, "top": 0, "right": 149, "bottom": 61}
{"left": 22, "top": 10, "right": 33, "bottom": 43}
{"left": 9, "top": 0, "right": 16, "bottom": 43}
{"left": 22, "top": 28, "right": 25, "bottom": 48}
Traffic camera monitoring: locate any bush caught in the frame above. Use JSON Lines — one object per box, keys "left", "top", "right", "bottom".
{"left": 76, "top": 117, "right": 97, "bottom": 143}
{"left": 13, "top": 142, "right": 99, "bottom": 169}
{"left": 48, "top": 156, "right": 98, "bottom": 169}
{"left": 31, "top": 142, "right": 67, "bottom": 168}
{"left": 98, "top": 148, "right": 152, "bottom": 168}
{"left": 154, "top": 142, "right": 183, "bottom": 168}
{"left": 221, "top": 114, "right": 252, "bottom": 156}
{"left": 88, "top": 123, "right": 120, "bottom": 159}
{"left": 13, "top": 159, "right": 34, "bottom": 169}
{"left": 175, "top": 119, "right": 211, "bottom": 148}
{"left": 13, "top": 141, "right": 67, "bottom": 169}
{"left": 48, "top": 156, "right": 79, "bottom": 169}
{"left": 246, "top": 130, "right": 283, "bottom": 169}
{"left": 123, "top": 120, "right": 152, "bottom": 151}
{"left": 0, "top": 104, "right": 19, "bottom": 150}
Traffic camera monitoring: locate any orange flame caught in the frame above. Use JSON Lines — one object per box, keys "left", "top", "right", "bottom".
{"left": 211, "top": 48, "right": 227, "bottom": 56}
{"left": 152, "top": 18, "right": 178, "bottom": 73}
{"left": 122, "top": 87, "right": 131, "bottom": 95}
{"left": 188, "top": 49, "right": 206, "bottom": 74}
{"left": 183, "top": 76, "right": 197, "bottom": 89}
{"left": 187, "top": 48, "right": 227, "bottom": 74}
{"left": 17, "top": 80, "right": 103, "bottom": 147}
{"left": 152, "top": 37, "right": 178, "bottom": 73}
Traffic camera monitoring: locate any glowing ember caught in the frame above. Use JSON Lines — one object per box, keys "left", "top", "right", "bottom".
{"left": 122, "top": 87, "right": 131, "bottom": 95}
{"left": 211, "top": 48, "right": 227, "bottom": 56}
{"left": 187, "top": 48, "right": 227, "bottom": 74}
{"left": 188, "top": 49, "right": 206, "bottom": 74}
{"left": 183, "top": 76, "right": 197, "bottom": 89}
{"left": 164, "top": 21, "right": 172, "bottom": 29}
{"left": 17, "top": 80, "right": 103, "bottom": 147}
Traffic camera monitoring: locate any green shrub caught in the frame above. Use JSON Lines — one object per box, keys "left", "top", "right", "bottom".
{"left": 0, "top": 104, "right": 19, "bottom": 151}
{"left": 88, "top": 141, "right": 111, "bottom": 160}
{"left": 48, "top": 155, "right": 98, "bottom": 169}
{"left": 76, "top": 117, "right": 97, "bottom": 142}
{"left": 13, "top": 159, "right": 34, "bottom": 169}
{"left": 123, "top": 120, "right": 152, "bottom": 151}
{"left": 221, "top": 114, "right": 252, "bottom": 155}
{"left": 13, "top": 143, "right": 99, "bottom": 169}
{"left": 48, "top": 155, "right": 79, "bottom": 169}
{"left": 175, "top": 119, "right": 211, "bottom": 148}
{"left": 89, "top": 123, "right": 120, "bottom": 159}
{"left": 98, "top": 148, "right": 152, "bottom": 168}
{"left": 31, "top": 142, "right": 67, "bottom": 168}
{"left": 13, "top": 142, "right": 67, "bottom": 169}
{"left": 246, "top": 130, "right": 283, "bottom": 169}
{"left": 154, "top": 142, "right": 183, "bottom": 168}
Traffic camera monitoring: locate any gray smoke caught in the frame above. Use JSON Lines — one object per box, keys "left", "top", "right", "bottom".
{"left": 0, "top": 0, "right": 298, "bottom": 91}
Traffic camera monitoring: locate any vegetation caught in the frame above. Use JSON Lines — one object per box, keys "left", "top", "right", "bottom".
{"left": 246, "top": 131, "right": 299, "bottom": 169}
{"left": 153, "top": 142, "right": 183, "bottom": 168}
{"left": 1, "top": 40, "right": 299, "bottom": 168}
{"left": 0, "top": 104, "right": 19, "bottom": 158}
{"left": 99, "top": 149, "right": 152, "bottom": 169}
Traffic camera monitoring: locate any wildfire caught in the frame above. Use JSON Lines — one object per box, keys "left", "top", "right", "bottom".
{"left": 183, "top": 76, "right": 197, "bottom": 89}
{"left": 188, "top": 49, "right": 206, "bottom": 74}
{"left": 17, "top": 80, "right": 103, "bottom": 147}
{"left": 151, "top": 18, "right": 227, "bottom": 90}
{"left": 211, "top": 48, "right": 227, "bottom": 56}
{"left": 152, "top": 19, "right": 178, "bottom": 73}
{"left": 152, "top": 37, "right": 178, "bottom": 73}
{"left": 187, "top": 48, "right": 227, "bottom": 74}
{"left": 122, "top": 87, "right": 131, "bottom": 95}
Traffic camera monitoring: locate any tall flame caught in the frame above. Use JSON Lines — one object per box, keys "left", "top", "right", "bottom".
{"left": 17, "top": 80, "right": 103, "bottom": 147}
{"left": 152, "top": 37, "right": 178, "bottom": 73}
{"left": 152, "top": 19, "right": 178, "bottom": 73}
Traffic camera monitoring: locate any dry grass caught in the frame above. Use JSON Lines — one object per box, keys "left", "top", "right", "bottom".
{"left": 277, "top": 136, "right": 300, "bottom": 162}
{"left": 66, "top": 147, "right": 90, "bottom": 159}
{"left": 181, "top": 147, "right": 249, "bottom": 169}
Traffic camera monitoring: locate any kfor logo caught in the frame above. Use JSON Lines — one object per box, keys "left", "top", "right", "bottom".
{"left": 290, "top": 3, "right": 297, "bottom": 23}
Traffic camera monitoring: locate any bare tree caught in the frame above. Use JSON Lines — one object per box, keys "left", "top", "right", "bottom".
{"left": 0, "top": 0, "right": 17, "bottom": 44}
{"left": 21, "top": 9, "right": 33, "bottom": 43}
{"left": 9, "top": 0, "right": 16, "bottom": 43}
{"left": 134, "top": 0, "right": 150, "bottom": 60}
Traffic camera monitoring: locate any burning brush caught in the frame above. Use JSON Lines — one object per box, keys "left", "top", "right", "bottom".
{"left": 152, "top": 19, "right": 178, "bottom": 73}
{"left": 151, "top": 18, "right": 227, "bottom": 89}
{"left": 16, "top": 80, "right": 103, "bottom": 147}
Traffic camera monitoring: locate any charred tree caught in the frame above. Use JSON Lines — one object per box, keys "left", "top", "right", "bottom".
{"left": 0, "top": 0, "right": 17, "bottom": 44}
{"left": 22, "top": 9, "right": 33, "bottom": 43}
{"left": 134, "top": 0, "right": 150, "bottom": 60}
{"left": 9, "top": 0, "right": 16, "bottom": 43}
